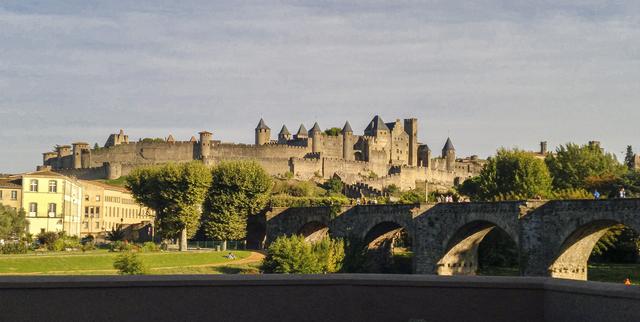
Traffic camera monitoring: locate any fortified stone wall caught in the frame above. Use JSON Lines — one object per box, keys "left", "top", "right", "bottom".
{"left": 320, "top": 135, "right": 344, "bottom": 159}
{"left": 290, "top": 158, "right": 322, "bottom": 180}
{"left": 89, "top": 142, "right": 195, "bottom": 168}
{"left": 211, "top": 143, "right": 309, "bottom": 160}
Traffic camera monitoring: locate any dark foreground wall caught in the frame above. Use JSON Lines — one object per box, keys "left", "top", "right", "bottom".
{"left": 0, "top": 275, "right": 638, "bottom": 322}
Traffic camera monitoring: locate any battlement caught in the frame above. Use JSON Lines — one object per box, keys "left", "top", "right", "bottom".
{"left": 322, "top": 157, "right": 368, "bottom": 165}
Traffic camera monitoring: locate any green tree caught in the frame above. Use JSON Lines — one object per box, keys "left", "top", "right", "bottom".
{"left": 323, "top": 177, "right": 344, "bottom": 195}
{"left": 126, "top": 162, "right": 212, "bottom": 251}
{"left": 0, "top": 204, "right": 27, "bottom": 240}
{"left": 261, "top": 235, "right": 345, "bottom": 274}
{"left": 399, "top": 190, "right": 426, "bottom": 204}
{"left": 113, "top": 252, "right": 148, "bottom": 275}
{"left": 459, "top": 149, "right": 552, "bottom": 201}
{"left": 202, "top": 160, "right": 272, "bottom": 249}
{"left": 324, "top": 127, "right": 342, "bottom": 136}
{"left": 624, "top": 145, "right": 636, "bottom": 171}
{"left": 545, "top": 143, "right": 626, "bottom": 192}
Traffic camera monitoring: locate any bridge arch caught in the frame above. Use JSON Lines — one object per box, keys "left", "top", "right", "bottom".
{"left": 413, "top": 202, "right": 522, "bottom": 275}
{"left": 360, "top": 220, "right": 414, "bottom": 273}
{"left": 297, "top": 221, "right": 330, "bottom": 242}
{"left": 437, "top": 220, "right": 519, "bottom": 276}
{"left": 549, "top": 219, "right": 640, "bottom": 280}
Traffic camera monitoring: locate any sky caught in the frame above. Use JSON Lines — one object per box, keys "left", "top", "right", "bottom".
{"left": 1, "top": 1, "right": 639, "bottom": 173}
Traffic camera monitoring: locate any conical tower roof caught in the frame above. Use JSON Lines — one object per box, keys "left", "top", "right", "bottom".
{"left": 443, "top": 137, "right": 455, "bottom": 151}
{"left": 296, "top": 124, "right": 308, "bottom": 137}
{"left": 310, "top": 122, "right": 322, "bottom": 133}
{"left": 256, "top": 118, "right": 270, "bottom": 130}
{"left": 364, "top": 115, "right": 390, "bottom": 134}
{"left": 342, "top": 121, "right": 353, "bottom": 134}
{"left": 279, "top": 125, "right": 290, "bottom": 136}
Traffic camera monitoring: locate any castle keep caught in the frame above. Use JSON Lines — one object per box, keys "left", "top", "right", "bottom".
{"left": 41, "top": 116, "right": 485, "bottom": 193}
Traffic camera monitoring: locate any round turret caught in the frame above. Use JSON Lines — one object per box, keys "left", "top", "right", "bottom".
{"left": 255, "top": 119, "right": 271, "bottom": 145}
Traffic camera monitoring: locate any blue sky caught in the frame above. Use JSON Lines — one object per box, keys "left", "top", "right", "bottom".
{"left": 1, "top": 1, "right": 639, "bottom": 173}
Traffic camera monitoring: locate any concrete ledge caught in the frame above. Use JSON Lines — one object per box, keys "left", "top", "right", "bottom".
{"left": 0, "top": 275, "right": 638, "bottom": 322}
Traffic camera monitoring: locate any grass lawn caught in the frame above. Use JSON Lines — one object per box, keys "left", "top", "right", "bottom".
{"left": 479, "top": 263, "right": 640, "bottom": 285}
{"left": 0, "top": 250, "right": 253, "bottom": 275}
{"left": 588, "top": 263, "right": 640, "bottom": 285}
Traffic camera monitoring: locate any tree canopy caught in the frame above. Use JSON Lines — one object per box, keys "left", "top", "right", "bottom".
{"left": 125, "top": 162, "right": 212, "bottom": 242}
{"left": 458, "top": 149, "right": 552, "bottom": 201}
{"left": 202, "top": 160, "right": 273, "bottom": 241}
{"left": 0, "top": 204, "right": 27, "bottom": 240}
{"left": 324, "top": 127, "right": 342, "bottom": 136}
{"left": 545, "top": 143, "right": 627, "bottom": 192}
{"left": 625, "top": 145, "right": 635, "bottom": 171}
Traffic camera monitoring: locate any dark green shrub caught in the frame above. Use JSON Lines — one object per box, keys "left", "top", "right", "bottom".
{"left": 110, "top": 241, "right": 133, "bottom": 252}
{"left": 140, "top": 242, "right": 160, "bottom": 252}
{"left": 36, "top": 232, "right": 59, "bottom": 249}
{"left": 261, "top": 235, "right": 345, "bottom": 274}
{"left": 81, "top": 242, "right": 96, "bottom": 252}
{"left": 0, "top": 242, "right": 28, "bottom": 254}
{"left": 107, "top": 226, "right": 126, "bottom": 242}
{"left": 113, "top": 252, "right": 147, "bottom": 275}
{"left": 270, "top": 196, "right": 350, "bottom": 208}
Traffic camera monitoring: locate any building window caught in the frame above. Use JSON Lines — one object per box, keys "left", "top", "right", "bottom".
{"left": 48, "top": 203, "right": 56, "bottom": 217}
{"left": 84, "top": 222, "right": 89, "bottom": 229}
{"left": 29, "top": 180, "right": 38, "bottom": 192}
{"left": 95, "top": 207, "right": 100, "bottom": 218}
{"left": 48, "top": 180, "right": 57, "bottom": 193}
{"left": 84, "top": 207, "right": 89, "bottom": 217}
{"left": 95, "top": 222, "right": 100, "bottom": 229}
{"left": 96, "top": 195, "right": 100, "bottom": 202}
{"left": 29, "top": 203, "right": 37, "bottom": 217}
{"left": 85, "top": 195, "right": 90, "bottom": 201}
{"left": 11, "top": 191, "right": 17, "bottom": 200}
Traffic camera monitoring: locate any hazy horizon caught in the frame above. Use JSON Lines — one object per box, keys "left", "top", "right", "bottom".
{"left": 2, "top": 1, "right": 639, "bottom": 173}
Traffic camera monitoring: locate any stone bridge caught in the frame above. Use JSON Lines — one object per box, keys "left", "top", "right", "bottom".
{"left": 255, "top": 199, "right": 640, "bottom": 280}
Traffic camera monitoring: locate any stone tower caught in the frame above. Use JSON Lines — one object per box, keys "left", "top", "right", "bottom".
{"left": 72, "top": 142, "right": 90, "bottom": 169}
{"left": 418, "top": 144, "right": 431, "bottom": 168}
{"left": 278, "top": 125, "right": 291, "bottom": 144}
{"left": 310, "top": 122, "right": 323, "bottom": 154}
{"left": 342, "top": 121, "right": 354, "bottom": 160}
{"left": 56, "top": 145, "right": 72, "bottom": 169}
{"left": 404, "top": 118, "right": 418, "bottom": 166}
{"left": 442, "top": 138, "right": 456, "bottom": 171}
{"left": 255, "top": 119, "right": 271, "bottom": 145}
{"left": 198, "top": 131, "right": 212, "bottom": 161}
{"left": 540, "top": 141, "right": 548, "bottom": 155}
{"left": 43, "top": 152, "right": 57, "bottom": 166}
{"left": 295, "top": 124, "right": 308, "bottom": 139}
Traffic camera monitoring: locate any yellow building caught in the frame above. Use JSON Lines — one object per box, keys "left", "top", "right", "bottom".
{"left": 0, "top": 177, "right": 22, "bottom": 210}
{"left": 78, "top": 180, "right": 154, "bottom": 237}
{"left": 20, "top": 170, "right": 82, "bottom": 236}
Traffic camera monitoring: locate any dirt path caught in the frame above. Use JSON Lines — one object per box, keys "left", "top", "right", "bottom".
{"left": 0, "top": 251, "right": 266, "bottom": 275}
{"left": 151, "top": 251, "right": 266, "bottom": 271}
